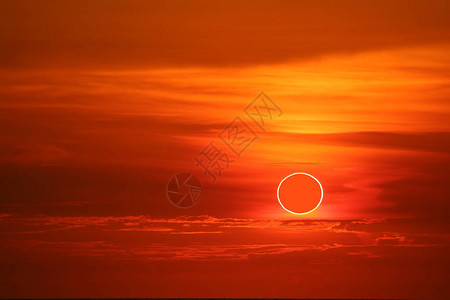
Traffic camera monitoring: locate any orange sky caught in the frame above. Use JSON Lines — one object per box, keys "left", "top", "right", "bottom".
{"left": 1, "top": 0, "right": 450, "bottom": 299}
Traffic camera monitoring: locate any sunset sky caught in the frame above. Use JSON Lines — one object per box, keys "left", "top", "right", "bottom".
{"left": 1, "top": 1, "right": 450, "bottom": 299}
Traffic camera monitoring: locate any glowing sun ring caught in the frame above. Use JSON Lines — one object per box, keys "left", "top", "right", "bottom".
{"left": 276, "top": 172, "right": 324, "bottom": 215}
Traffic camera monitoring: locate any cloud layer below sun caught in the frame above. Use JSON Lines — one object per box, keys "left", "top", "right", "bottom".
{"left": 1, "top": 213, "right": 449, "bottom": 298}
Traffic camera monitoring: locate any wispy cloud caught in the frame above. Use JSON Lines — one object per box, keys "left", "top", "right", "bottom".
{"left": 1, "top": 215, "right": 447, "bottom": 263}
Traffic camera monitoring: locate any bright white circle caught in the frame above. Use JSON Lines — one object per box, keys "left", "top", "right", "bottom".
{"left": 276, "top": 172, "right": 324, "bottom": 215}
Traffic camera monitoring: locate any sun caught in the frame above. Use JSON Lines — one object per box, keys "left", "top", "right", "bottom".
{"left": 277, "top": 172, "right": 323, "bottom": 215}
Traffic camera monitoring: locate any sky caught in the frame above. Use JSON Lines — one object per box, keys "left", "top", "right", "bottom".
{"left": 0, "top": 0, "right": 450, "bottom": 298}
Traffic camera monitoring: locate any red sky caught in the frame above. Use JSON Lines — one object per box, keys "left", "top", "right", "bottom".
{"left": 1, "top": 0, "right": 450, "bottom": 299}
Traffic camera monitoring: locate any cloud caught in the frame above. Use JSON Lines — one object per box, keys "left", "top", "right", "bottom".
{"left": 0, "top": 144, "right": 70, "bottom": 166}
{"left": 1, "top": 214, "right": 449, "bottom": 298}
{"left": 276, "top": 131, "right": 450, "bottom": 154}
{"left": 1, "top": 0, "right": 450, "bottom": 69}
{"left": 376, "top": 233, "right": 406, "bottom": 245}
